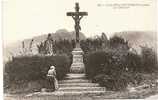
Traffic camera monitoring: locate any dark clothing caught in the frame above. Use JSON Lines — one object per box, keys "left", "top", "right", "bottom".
{"left": 47, "top": 76, "right": 55, "bottom": 91}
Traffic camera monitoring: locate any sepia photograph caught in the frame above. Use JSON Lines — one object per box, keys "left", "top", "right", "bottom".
{"left": 2, "top": 0, "right": 157, "bottom": 100}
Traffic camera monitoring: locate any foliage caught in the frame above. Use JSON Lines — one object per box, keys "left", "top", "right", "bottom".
{"left": 84, "top": 36, "right": 157, "bottom": 91}
{"left": 140, "top": 46, "right": 157, "bottom": 73}
{"left": 36, "top": 33, "right": 108, "bottom": 55}
{"left": 37, "top": 39, "right": 74, "bottom": 55}
{"left": 81, "top": 35, "right": 129, "bottom": 54}
{"left": 5, "top": 34, "right": 158, "bottom": 92}
{"left": 53, "top": 40, "right": 74, "bottom": 54}
{"left": 80, "top": 38, "right": 103, "bottom": 54}
{"left": 84, "top": 49, "right": 129, "bottom": 91}
{"left": 125, "top": 52, "right": 142, "bottom": 72}
{"left": 37, "top": 38, "right": 105, "bottom": 55}
{"left": 5, "top": 55, "right": 71, "bottom": 87}
{"left": 93, "top": 74, "right": 128, "bottom": 91}
{"left": 109, "top": 35, "right": 129, "bottom": 50}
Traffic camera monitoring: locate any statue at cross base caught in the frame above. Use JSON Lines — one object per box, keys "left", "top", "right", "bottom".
{"left": 44, "top": 34, "right": 54, "bottom": 56}
{"left": 67, "top": 3, "right": 88, "bottom": 73}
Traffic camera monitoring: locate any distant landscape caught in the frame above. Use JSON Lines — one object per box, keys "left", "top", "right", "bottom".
{"left": 114, "top": 31, "right": 157, "bottom": 54}
{"left": 3, "top": 30, "right": 157, "bottom": 63}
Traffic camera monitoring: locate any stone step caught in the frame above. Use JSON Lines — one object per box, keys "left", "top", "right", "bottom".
{"left": 65, "top": 74, "right": 87, "bottom": 79}
{"left": 71, "top": 63, "right": 84, "bottom": 66}
{"left": 59, "top": 79, "right": 91, "bottom": 83}
{"left": 66, "top": 73, "right": 86, "bottom": 77}
{"left": 59, "top": 83, "right": 99, "bottom": 87}
{"left": 65, "top": 77, "right": 86, "bottom": 79}
{"left": 26, "top": 90, "right": 106, "bottom": 97}
{"left": 53, "top": 91, "right": 106, "bottom": 95}
{"left": 58, "top": 87, "right": 106, "bottom": 92}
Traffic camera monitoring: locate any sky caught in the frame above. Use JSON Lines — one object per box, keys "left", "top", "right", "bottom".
{"left": 2, "top": 0, "right": 157, "bottom": 46}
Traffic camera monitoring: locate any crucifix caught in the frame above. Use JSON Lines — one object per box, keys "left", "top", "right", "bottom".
{"left": 67, "top": 3, "right": 88, "bottom": 48}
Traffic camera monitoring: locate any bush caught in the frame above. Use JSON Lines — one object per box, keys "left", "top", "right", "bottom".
{"left": 84, "top": 49, "right": 128, "bottom": 78}
{"left": 93, "top": 74, "right": 128, "bottom": 91}
{"left": 80, "top": 38, "right": 103, "bottom": 54}
{"left": 84, "top": 51, "right": 108, "bottom": 78}
{"left": 141, "top": 46, "right": 157, "bottom": 73}
{"left": 109, "top": 35, "right": 129, "bottom": 50}
{"left": 125, "top": 52, "right": 142, "bottom": 72}
{"left": 84, "top": 49, "right": 128, "bottom": 90}
{"left": 84, "top": 47, "right": 150, "bottom": 91}
{"left": 37, "top": 39, "right": 74, "bottom": 55}
{"left": 84, "top": 46, "right": 158, "bottom": 91}
{"left": 5, "top": 54, "right": 71, "bottom": 87}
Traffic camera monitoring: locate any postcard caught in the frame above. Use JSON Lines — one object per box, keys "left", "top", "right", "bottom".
{"left": 2, "top": 0, "right": 157, "bottom": 100}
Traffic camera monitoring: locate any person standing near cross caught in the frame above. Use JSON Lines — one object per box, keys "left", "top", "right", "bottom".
{"left": 67, "top": 3, "right": 88, "bottom": 48}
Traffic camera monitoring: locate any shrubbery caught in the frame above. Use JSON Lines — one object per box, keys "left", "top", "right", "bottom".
{"left": 4, "top": 34, "right": 157, "bottom": 92}
{"left": 5, "top": 54, "right": 71, "bottom": 88}
{"left": 80, "top": 38, "right": 102, "bottom": 53}
{"left": 84, "top": 49, "right": 130, "bottom": 90}
{"left": 84, "top": 36, "right": 158, "bottom": 91}
{"left": 37, "top": 39, "right": 74, "bottom": 55}
{"left": 141, "top": 46, "right": 157, "bottom": 73}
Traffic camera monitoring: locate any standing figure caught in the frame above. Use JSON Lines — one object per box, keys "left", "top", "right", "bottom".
{"left": 47, "top": 66, "right": 58, "bottom": 92}
{"left": 101, "top": 32, "right": 108, "bottom": 48}
{"left": 29, "top": 39, "right": 34, "bottom": 54}
{"left": 44, "top": 34, "right": 54, "bottom": 55}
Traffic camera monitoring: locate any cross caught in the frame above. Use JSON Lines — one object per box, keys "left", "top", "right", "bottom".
{"left": 67, "top": 3, "right": 88, "bottom": 48}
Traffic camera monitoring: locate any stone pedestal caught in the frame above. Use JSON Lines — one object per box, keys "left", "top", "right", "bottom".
{"left": 70, "top": 47, "right": 85, "bottom": 73}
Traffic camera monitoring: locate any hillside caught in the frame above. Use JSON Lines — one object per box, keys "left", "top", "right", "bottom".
{"left": 3, "top": 29, "right": 86, "bottom": 62}
{"left": 114, "top": 31, "right": 157, "bottom": 54}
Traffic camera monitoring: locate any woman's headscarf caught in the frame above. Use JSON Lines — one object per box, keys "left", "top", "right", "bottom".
{"left": 50, "top": 65, "right": 55, "bottom": 70}
{"left": 47, "top": 65, "right": 56, "bottom": 76}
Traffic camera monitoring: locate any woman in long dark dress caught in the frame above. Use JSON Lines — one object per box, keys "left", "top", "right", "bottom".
{"left": 47, "top": 66, "right": 58, "bottom": 92}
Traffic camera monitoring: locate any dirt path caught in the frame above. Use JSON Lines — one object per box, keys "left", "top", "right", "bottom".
{"left": 4, "top": 87, "right": 158, "bottom": 100}
{"left": 145, "top": 94, "right": 158, "bottom": 100}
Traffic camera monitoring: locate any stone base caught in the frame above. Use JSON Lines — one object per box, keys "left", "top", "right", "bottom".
{"left": 70, "top": 47, "right": 85, "bottom": 73}
{"left": 70, "top": 63, "right": 85, "bottom": 73}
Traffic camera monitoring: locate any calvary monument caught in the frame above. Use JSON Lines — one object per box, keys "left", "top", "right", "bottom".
{"left": 67, "top": 3, "right": 88, "bottom": 73}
